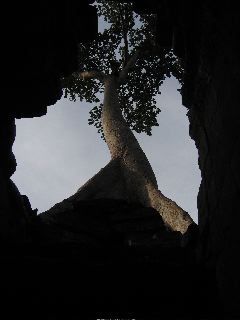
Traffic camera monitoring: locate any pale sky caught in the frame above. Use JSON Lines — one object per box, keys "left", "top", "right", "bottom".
{"left": 12, "top": 76, "right": 201, "bottom": 222}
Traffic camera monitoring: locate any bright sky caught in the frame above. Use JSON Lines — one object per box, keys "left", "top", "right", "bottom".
{"left": 12, "top": 76, "right": 200, "bottom": 222}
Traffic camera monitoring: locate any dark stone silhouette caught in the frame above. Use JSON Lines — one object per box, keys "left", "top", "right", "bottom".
{"left": 0, "top": 1, "right": 239, "bottom": 318}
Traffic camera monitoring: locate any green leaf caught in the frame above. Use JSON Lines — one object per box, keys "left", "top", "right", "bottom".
{"left": 61, "top": 0, "right": 183, "bottom": 139}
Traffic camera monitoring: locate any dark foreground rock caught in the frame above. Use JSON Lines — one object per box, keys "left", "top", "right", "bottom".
{"left": 38, "top": 198, "right": 182, "bottom": 248}
{"left": 0, "top": 199, "right": 220, "bottom": 319}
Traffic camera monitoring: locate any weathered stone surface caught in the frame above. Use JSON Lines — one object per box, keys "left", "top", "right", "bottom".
{"left": 39, "top": 198, "right": 182, "bottom": 249}
{"left": 180, "top": 3, "right": 240, "bottom": 316}
{"left": 0, "top": 115, "right": 27, "bottom": 242}
{"left": 0, "top": 1, "right": 98, "bottom": 242}
{"left": 134, "top": 1, "right": 240, "bottom": 315}
{"left": 0, "top": 196, "right": 220, "bottom": 319}
{"left": 3, "top": 2, "right": 98, "bottom": 119}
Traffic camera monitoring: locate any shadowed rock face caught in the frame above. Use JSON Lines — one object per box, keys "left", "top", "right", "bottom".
{"left": 180, "top": 3, "right": 240, "bottom": 315}
{"left": 38, "top": 198, "right": 182, "bottom": 249}
{"left": 0, "top": 1, "right": 98, "bottom": 242}
{"left": 1, "top": 198, "right": 216, "bottom": 319}
{"left": 135, "top": 1, "right": 240, "bottom": 315}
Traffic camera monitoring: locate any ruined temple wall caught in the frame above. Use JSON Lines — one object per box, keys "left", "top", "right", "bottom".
{"left": 0, "top": 2, "right": 98, "bottom": 242}
{"left": 182, "top": 3, "right": 240, "bottom": 313}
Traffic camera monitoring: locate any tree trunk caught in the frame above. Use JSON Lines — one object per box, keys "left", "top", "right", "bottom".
{"left": 73, "top": 75, "right": 193, "bottom": 233}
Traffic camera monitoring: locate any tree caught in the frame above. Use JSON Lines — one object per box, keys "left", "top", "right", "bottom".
{"left": 62, "top": 0, "right": 193, "bottom": 233}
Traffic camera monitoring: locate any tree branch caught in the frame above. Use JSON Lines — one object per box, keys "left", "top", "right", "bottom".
{"left": 117, "top": 3, "right": 129, "bottom": 67}
{"left": 118, "top": 50, "right": 140, "bottom": 83}
{"left": 118, "top": 40, "right": 164, "bottom": 84}
{"left": 75, "top": 71, "right": 105, "bottom": 82}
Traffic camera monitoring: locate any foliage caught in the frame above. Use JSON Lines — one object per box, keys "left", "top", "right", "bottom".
{"left": 62, "top": 0, "right": 183, "bottom": 138}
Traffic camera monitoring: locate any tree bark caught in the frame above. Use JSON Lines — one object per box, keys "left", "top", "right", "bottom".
{"left": 73, "top": 75, "right": 193, "bottom": 233}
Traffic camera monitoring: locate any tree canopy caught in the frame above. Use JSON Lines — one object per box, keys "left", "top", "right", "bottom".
{"left": 62, "top": 0, "right": 183, "bottom": 138}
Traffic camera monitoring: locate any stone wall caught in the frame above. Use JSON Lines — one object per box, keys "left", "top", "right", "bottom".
{"left": 0, "top": 115, "right": 27, "bottom": 241}
{"left": 135, "top": 1, "right": 240, "bottom": 314}
{"left": 181, "top": 2, "right": 240, "bottom": 314}
{"left": 0, "top": 1, "right": 98, "bottom": 242}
